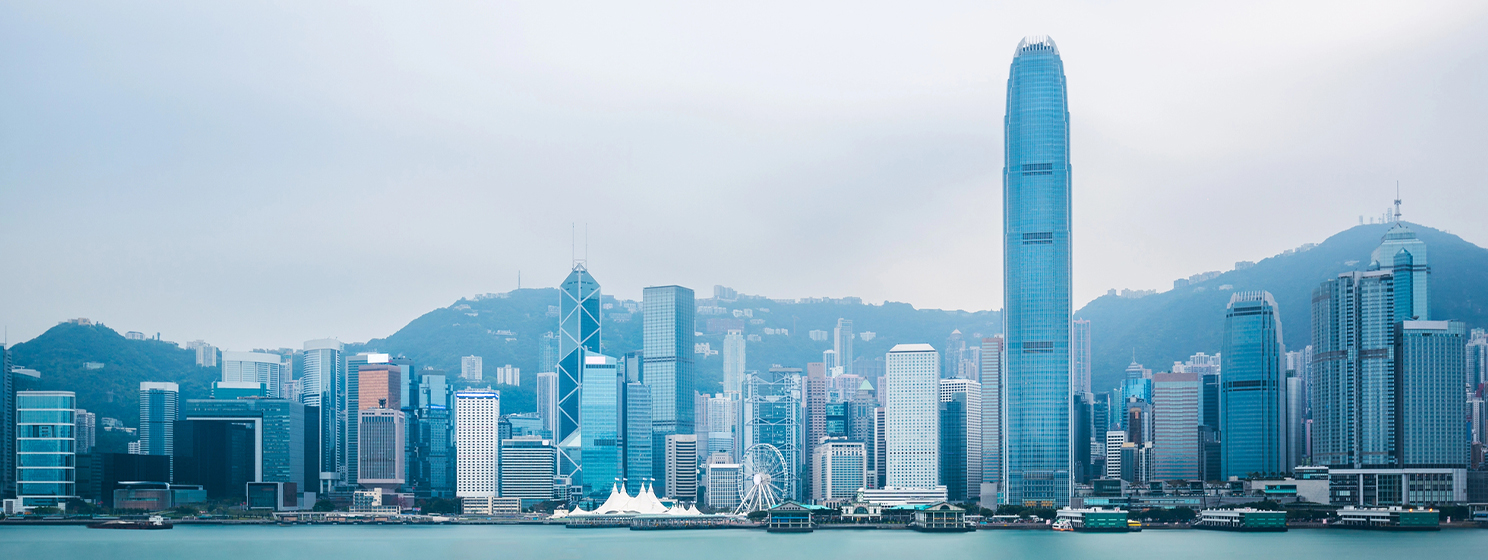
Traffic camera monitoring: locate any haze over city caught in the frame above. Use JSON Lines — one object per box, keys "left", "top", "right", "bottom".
{"left": 3, "top": 2, "right": 1487, "bottom": 350}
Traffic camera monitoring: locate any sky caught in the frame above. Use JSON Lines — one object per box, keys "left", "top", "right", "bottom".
{"left": 3, "top": 1, "right": 1487, "bottom": 351}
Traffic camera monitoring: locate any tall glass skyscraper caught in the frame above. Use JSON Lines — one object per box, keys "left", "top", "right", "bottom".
{"left": 1221, "top": 291, "right": 1286, "bottom": 478}
{"left": 1002, "top": 35, "right": 1072, "bottom": 507}
{"left": 16, "top": 391, "right": 76, "bottom": 508}
{"left": 557, "top": 264, "right": 601, "bottom": 459}
{"left": 643, "top": 285, "right": 695, "bottom": 496}
{"left": 1311, "top": 223, "right": 1432, "bottom": 470}
{"left": 302, "top": 338, "right": 343, "bottom": 492}
{"left": 579, "top": 353, "right": 620, "bottom": 497}
{"left": 138, "top": 382, "right": 178, "bottom": 457}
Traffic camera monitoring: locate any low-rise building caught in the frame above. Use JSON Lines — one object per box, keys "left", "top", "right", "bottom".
{"left": 462, "top": 496, "right": 521, "bottom": 516}
{"left": 855, "top": 486, "right": 947, "bottom": 507}
{"left": 911, "top": 502, "right": 970, "bottom": 532}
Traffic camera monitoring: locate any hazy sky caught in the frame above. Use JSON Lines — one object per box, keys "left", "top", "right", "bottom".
{"left": 3, "top": 1, "right": 1487, "bottom": 351}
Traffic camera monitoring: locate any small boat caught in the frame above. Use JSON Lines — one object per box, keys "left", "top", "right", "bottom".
{"left": 1126, "top": 520, "right": 1142, "bottom": 532}
{"left": 1052, "top": 518, "right": 1074, "bottom": 532}
{"left": 89, "top": 515, "right": 174, "bottom": 530}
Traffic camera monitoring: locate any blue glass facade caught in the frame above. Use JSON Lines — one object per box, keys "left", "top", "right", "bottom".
{"left": 1003, "top": 35, "right": 1072, "bottom": 507}
{"left": 580, "top": 353, "right": 620, "bottom": 496}
{"left": 643, "top": 285, "right": 695, "bottom": 497}
{"left": 16, "top": 391, "right": 76, "bottom": 506}
{"left": 1221, "top": 291, "right": 1286, "bottom": 478}
{"left": 558, "top": 264, "right": 602, "bottom": 449}
{"left": 1396, "top": 321, "right": 1468, "bottom": 468}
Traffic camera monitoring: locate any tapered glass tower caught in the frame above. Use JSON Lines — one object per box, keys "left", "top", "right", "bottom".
{"left": 557, "top": 263, "right": 601, "bottom": 478}
{"left": 1003, "top": 35, "right": 1072, "bottom": 507}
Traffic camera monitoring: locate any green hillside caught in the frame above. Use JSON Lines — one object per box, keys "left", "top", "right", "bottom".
{"left": 20, "top": 221, "right": 1485, "bottom": 421}
{"left": 354, "top": 288, "right": 1002, "bottom": 414}
{"left": 8, "top": 322, "right": 218, "bottom": 427}
{"left": 1075, "top": 222, "right": 1488, "bottom": 393}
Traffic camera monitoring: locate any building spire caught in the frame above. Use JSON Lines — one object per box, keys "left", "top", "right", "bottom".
{"left": 1393, "top": 181, "right": 1402, "bottom": 224}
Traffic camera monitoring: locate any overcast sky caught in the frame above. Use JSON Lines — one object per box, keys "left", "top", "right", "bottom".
{"left": 3, "top": 1, "right": 1486, "bottom": 351}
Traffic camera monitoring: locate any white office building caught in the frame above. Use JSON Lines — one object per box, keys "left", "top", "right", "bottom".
{"left": 536, "top": 372, "right": 559, "bottom": 439}
{"left": 886, "top": 344, "right": 939, "bottom": 489}
{"left": 1105, "top": 430, "right": 1127, "bottom": 480}
{"left": 705, "top": 461, "right": 743, "bottom": 510}
{"left": 722, "top": 330, "right": 746, "bottom": 393}
{"left": 939, "top": 377, "right": 982, "bottom": 500}
{"left": 456, "top": 389, "right": 501, "bottom": 497}
{"left": 812, "top": 439, "right": 866, "bottom": 504}
{"left": 221, "top": 351, "right": 290, "bottom": 399}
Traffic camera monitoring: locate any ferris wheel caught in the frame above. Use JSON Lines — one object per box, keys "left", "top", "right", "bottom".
{"left": 734, "top": 443, "right": 789, "bottom": 515}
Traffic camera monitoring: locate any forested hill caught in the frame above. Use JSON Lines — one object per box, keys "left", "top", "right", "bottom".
{"left": 1075, "top": 222, "right": 1488, "bottom": 393}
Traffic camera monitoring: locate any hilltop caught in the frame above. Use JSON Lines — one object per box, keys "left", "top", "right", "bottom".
{"left": 8, "top": 322, "right": 218, "bottom": 428}
{"left": 354, "top": 291, "right": 1002, "bottom": 413}
{"left": 15, "top": 222, "right": 1487, "bottom": 419}
{"left": 1075, "top": 222, "right": 1488, "bottom": 392}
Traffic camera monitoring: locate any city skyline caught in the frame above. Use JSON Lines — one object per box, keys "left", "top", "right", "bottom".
{"left": 6, "top": 3, "right": 1488, "bottom": 351}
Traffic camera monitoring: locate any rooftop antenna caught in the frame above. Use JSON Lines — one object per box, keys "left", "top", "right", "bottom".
{"left": 1393, "top": 181, "right": 1402, "bottom": 224}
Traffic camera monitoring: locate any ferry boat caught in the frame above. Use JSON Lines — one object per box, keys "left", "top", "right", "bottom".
{"left": 89, "top": 515, "right": 173, "bottom": 530}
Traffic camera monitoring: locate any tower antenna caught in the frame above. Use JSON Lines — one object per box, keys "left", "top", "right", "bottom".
{"left": 1393, "top": 181, "right": 1402, "bottom": 223}
{"left": 571, "top": 223, "right": 576, "bottom": 266}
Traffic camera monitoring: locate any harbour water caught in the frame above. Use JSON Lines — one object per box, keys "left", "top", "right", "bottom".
{"left": 4, "top": 525, "right": 1485, "bottom": 560}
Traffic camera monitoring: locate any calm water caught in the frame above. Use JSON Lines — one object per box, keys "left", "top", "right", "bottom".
{"left": 4, "top": 525, "right": 1486, "bottom": 560}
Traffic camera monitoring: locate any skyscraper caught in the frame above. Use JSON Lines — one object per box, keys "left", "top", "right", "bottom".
{"left": 138, "top": 382, "right": 179, "bottom": 458}
{"left": 743, "top": 366, "right": 802, "bottom": 500}
{"left": 811, "top": 438, "right": 865, "bottom": 504}
{"left": 834, "top": 319, "right": 854, "bottom": 376}
{"left": 222, "top": 351, "right": 289, "bottom": 400}
{"left": 461, "top": 355, "right": 483, "bottom": 382}
{"left": 1221, "top": 291, "right": 1286, "bottom": 478}
{"left": 301, "top": 339, "right": 343, "bottom": 490}
{"left": 643, "top": 285, "right": 695, "bottom": 497}
{"left": 664, "top": 434, "right": 698, "bottom": 500}
{"left": 1071, "top": 319, "right": 1092, "bottom": 394}
{"left": 16, "top": 391, "right": 76, "bottom": 508}
{"left": 979, "top": 336, "right": 1004, "bottom": 500}
{"left": 557, "top": 264, "right": 602, "bottom": 458}
{"left": 722, "top": 329, "right": 746, "bottom": 393}
{"left": 1, "top": 344, "right": 12, "bottom": 499}
{"left": 939, "top": 378, "right": 982, "bottom": 501}
{"left": 1396, "top": 320, "right": 1468, "bottom": 468}
{"left": 622, "top": 355, "right": 653, "bottom": 495}
{"left": 540, "top": 332, "right": 560, "bottom": 374}
{"left": 1311, "top": 222, "right": 1431, "bottom": 470}
{"left": 1151, "top": 372, "right": 1200, "bottom": 481}
{"left": 886, "top": 344, "right": 939, "bottom": 490}
{"left": 358, "top": 364, "right": 402, "bottom": 411}
{"left": 803, "top": 362, "right": 828, "bottom": 499}
{"left": 499, "top": 436, "right": 557, "bottom": 506}
{"left": 1003, "top": 35, "right": 1073, "bottom": 507}
{"left": 580, "top": 353, "right": 621, "bottom": 496}
{"left": 358, "top": 408, "right": 405, "bottom": 492}
{"left": 455, "top": 389, "right": 500, "bottom": 498}
{"left": 536, "top": 372, "right": 559, "bottom": 440}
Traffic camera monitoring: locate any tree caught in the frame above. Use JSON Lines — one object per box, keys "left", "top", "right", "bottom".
{"left": 419, "top": 498, "right": 459, "bottom": 515}
{"left": 747, "top": 510, "right": 769, "bottom": 521}
{"left": 312, "top": 499, "right": 337, "bottom": 512}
